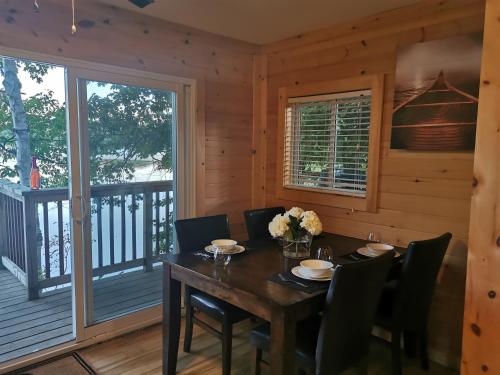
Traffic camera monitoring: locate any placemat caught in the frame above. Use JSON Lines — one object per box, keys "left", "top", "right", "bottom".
{"left": 340, "top": 250, "right": 405, "bottom": 263}
{"left": 268, "top": 270, "right": 330, "bottom": 294}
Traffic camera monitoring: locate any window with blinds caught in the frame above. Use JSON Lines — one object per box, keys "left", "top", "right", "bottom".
{"left": 283, "top": 90, "right": 371, "bottom": 197}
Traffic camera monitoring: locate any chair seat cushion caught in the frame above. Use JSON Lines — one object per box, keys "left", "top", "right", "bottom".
{"left": 250, "top": 315, "right": 322, "bottom": 371}
{"left": 190, "top": 291, "right": 250, "bottom": 323}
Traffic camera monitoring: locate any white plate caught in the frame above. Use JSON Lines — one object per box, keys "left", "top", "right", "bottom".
{"left": 291, "top": 266, "right": 333, "bottom": 281}
{"left": 204, "top": 244, "right": 245, "bottom": 255}
{"left": 356, "top": 247, "right": 400, "bottom": 258}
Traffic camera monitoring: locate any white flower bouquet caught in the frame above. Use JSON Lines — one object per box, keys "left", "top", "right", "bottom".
{"left": 268, "top": 207, "right": 323, "bottom": 240}
{"left": 268, "top": 207, "right": 322, "bottom": 258}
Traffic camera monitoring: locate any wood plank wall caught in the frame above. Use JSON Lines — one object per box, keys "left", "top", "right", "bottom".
{"left": 462, "top": 0, "right": 500, "bottom": 373}
{"left": 255, "top": 0, "right": 485, "bottom": 368}
{"left": 0, "top": 0, "right": 257, "bottom": 239}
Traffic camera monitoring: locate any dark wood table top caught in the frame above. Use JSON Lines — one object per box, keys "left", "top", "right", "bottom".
{"left": 164, "top": 233, "right": 405, "bottom": 312}
{"left": 163, "top": 232, "right": 405, "bottom": 375}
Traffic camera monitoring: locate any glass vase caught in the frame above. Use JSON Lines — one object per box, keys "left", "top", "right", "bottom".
{"left": 282, "top": 233, "right": 312, "bottom": 259}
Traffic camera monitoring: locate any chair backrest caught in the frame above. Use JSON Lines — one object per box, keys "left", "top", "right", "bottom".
{"left": 395, "top": 232, "right": 452, "bottom": 330}
{"left": 174, "top": 214, "right": 230, "bottom": 253}
{"left": 243, "top": 206, "right": 286, "bottom": 241}
{"left": 316, "top": 252, "right": 394, "bottom": 375}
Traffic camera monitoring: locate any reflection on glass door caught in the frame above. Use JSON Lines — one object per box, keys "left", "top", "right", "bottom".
{"left": 78, "top": 77, "right": 177, "bottom": 325}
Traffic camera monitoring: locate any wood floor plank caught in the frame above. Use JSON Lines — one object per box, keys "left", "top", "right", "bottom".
{"left": 79, "top": 320, "right": 458, "bottom": 375}
{"left": 0, "top": 325, "right": 73, "bottom": 355}
{"left": 0, "top": 291, "right": 70, "bottom": 316}
{"left": 0, "top": 268, "right": 163, "bottom": 363}
{"left": 0, "top": 317, "right": 72, "bottom": 343}
{"left": 0, "top": 301, "right": 72, "bottom": 329}
{"left": 0, "top": 333, "right": 74, "bottom": 363}
{"left": 0, "top": 310, "right": 72, "bottom": 338}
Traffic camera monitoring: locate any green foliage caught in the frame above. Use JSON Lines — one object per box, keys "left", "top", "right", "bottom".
{"left": 287, "top": 215, "right": 303, "bottom": 240}
{"left": 152, "top": 195, "right": 175, "bottom": 254}
{"left": 26, "top": 92, "right": 68, "bottom": 187}
{"left": 0, "top": 61, "right": 174, "bottom": 188}
{"left": 0, "top": 97, "right": 16, "bottom": 179}
{"left": 298, "top": 102, "right": 332, "bottom": 175}
{"left": 0, "top": 89, "right": 67, "bottom": 185}
{"left": 22, "top": 62, "right": 51, "bottom": 84}
{"left": 87, "top": 83, "right": 174, "bottom": 184}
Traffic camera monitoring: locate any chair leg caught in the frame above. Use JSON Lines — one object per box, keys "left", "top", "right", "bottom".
{"left": 183, "top": 305, "right": 193, "bottom": 353}
{"left": 403, "top": 330, "right": 417, "bottom": 358}
{"left": 251, "top": 346, "right": 262, "bottom": 375}
{"left": 222, "top": 318, "right": 233, "bottom": 375}
{"left": 391, "top": 329, "right": 403, "bottom": 375}
{"left": 419, "top": 328, "right": 430, "bottom": 370}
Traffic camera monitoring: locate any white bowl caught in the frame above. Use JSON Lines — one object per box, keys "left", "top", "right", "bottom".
{"left": 366, "top": 243, "right": 394, "bottom": 255}
{"left": 300, "top": 259, "right": 333, "bottom": 278}
{"left": 211, "top": 239, "right": 237, "bottom": 252}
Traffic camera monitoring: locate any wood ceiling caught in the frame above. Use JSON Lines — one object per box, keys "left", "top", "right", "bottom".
{"left": 100, "top": 0, "right": 419, "bottom": 44}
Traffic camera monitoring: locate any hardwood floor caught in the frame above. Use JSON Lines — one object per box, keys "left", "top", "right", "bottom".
{"left": 79, "top": 319, "right": 458, "bottom": 375}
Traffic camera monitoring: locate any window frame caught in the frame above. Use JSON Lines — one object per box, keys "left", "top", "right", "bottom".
{"left": 276, "top": 74, "right": 384, "bottom": 213}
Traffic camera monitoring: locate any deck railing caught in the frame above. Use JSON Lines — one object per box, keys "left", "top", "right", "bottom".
{"left": 0, "top": 179, "right": 173, "bottom": 300}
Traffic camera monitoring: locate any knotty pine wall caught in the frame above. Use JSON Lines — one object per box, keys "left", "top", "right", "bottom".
{"left": 256, "top": 0, "right": 485, "bottom": 368}
{"left": 0, "top": 0, "right": 257, "bottom": 238}
{"left": 0, "top": 0, "right": 486, "bottom": 369}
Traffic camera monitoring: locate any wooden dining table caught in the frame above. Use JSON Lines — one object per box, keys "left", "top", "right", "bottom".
{"left": 162, "top": 233, "right": 405, "bottom": 375}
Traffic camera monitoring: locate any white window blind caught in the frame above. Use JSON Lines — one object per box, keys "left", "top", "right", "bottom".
{"left": 283, "top": 90, "right": 371, "bottom": 197}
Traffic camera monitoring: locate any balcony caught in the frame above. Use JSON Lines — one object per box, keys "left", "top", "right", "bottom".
{"left": 0, "top": 179, "right": 172, "bottom": 362}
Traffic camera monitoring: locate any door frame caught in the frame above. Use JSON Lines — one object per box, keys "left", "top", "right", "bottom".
{"left": 0, "top": 45, "right": 199, "bottom": 372}
{"left": 66, "top": 66, "right": 195, "bottom": 341}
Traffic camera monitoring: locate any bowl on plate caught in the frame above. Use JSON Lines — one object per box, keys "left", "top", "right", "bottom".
{"left": 211, "top": 239, "right": 237, "bottom": 253}
{"left": 366, "top": 243, "right": 394, "bottom": 256}
{"left": 299, "top": 259, "right": 333, "bottom": 278}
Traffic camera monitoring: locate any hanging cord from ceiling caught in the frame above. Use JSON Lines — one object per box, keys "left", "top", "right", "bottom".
{"left": 71, "top": 0, "right": 77, "bottom": 33}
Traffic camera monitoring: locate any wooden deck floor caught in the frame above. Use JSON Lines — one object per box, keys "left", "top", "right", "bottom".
{"left": 0, "top": 267, "right": 163, "bottom": 363}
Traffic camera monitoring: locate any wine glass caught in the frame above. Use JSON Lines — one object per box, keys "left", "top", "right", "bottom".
{"left": 316, "top": 246, "right": 333, "bottom": 262}
{"left": 213, "top": 247, "right": 231, "bottom": 267}
{"left": 368, "top": 232, "right": 381, "bottom": 243}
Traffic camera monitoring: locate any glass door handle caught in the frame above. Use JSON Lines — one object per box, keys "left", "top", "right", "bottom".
{"left": 71, "top": 195, "right": 88, "bottom": 224}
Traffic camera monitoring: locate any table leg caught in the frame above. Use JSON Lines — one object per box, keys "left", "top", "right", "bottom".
{"left": 270, "top": 309, "right": 296, "bottom": 374}
{"left": 163, "top": 263, "right": 181, "bottom": 375}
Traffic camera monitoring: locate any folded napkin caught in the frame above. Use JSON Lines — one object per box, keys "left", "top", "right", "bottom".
{"left": 340, "top": 252, "right": 370, "bottom": 262}
{"left": 268, "top": 271, "right": 330, "bottom": 294}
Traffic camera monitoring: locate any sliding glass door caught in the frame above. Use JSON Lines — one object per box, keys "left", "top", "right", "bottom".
{"left": 0, "top": 50, "right": 193, "bottom": 368}
{"left": 0, "top": 55, "right": 75, "bottom": 362}
{"left": 67, "top": 68, "right": 185, "bottom": 338}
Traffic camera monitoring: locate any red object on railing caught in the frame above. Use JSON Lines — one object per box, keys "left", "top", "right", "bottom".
{"left": 30, "top": 156, "right": 40, "bottom": 190}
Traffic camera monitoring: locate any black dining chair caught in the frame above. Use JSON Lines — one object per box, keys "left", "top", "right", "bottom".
{"left": 375, "top": 232, "right": 452, "bottom": 375}
{"left": 250, "top": 251, "right": 394, "bottom": 375}
{"left": 174, "top": 214, "right": 251, "bottom": 375}
{"left": 243, "top": 206, "right": 286, "bottom": 241}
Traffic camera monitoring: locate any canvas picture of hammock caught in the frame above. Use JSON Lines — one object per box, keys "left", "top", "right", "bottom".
{"left": 391, "top": 33, "right": 483, "bottom": 151}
